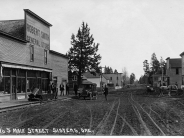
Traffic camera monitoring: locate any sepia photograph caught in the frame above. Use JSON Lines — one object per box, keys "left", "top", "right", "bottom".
{"left": 0, "top": 0, "right": 184, "bottom": 136}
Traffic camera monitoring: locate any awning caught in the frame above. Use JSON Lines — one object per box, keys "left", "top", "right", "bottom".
{"left": 1, "top": 63, "right": 52, "bottom": 72}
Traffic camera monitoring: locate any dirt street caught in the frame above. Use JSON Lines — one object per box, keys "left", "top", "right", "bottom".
{"left": 0, "top": 88, "right": 184, "bottom": 136}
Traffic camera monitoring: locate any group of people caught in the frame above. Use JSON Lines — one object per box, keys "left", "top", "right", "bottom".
{"left": 59, "top": 83, "right": 70, "bottom": 96}
{"left": 50, "top": 81, "right": 109, "bottom": 101}
{"left": 49, "top": 82, "right": 70, "bottom": 99}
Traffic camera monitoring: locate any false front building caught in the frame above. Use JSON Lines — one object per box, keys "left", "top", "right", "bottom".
{"left": 0, "top": 9, "right": 68, "bottom": 102}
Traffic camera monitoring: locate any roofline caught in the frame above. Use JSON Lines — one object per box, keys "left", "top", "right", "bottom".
{"left": 0, "top": 30, "right": 28, "bottom": 43}
{"left": 84, "top": 75, "right": 100, "bottom": 79}
{"left": 166, "top": 57, "right": 181, "bottom": 60}
{"left": 24, "top": 9, "right": 52, "bottom": 27}
{"left": 169, "top": 58, "right": 181, "bottom": 60}
{"left": 102, "top": 75, "right": 109, "bottom": 80}
{"left": 0, "top": 19, "right": 24, "bottom": 22}
{"left": 166, "top": 57, "right": 170, "bottom": 60}
{"left": 180, "top": 52, "right": 184, "bottom": 57}
{"left": 49, "top": 50, "right": 68, "bottom": 59}
{"left": 170, "top": 66, "right": 181, "bottom": 68}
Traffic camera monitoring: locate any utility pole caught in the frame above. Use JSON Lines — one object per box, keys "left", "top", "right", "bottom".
{"left": 100, "top": 67, "right": 105, "bottom": 94}
{"left": 116, "top": 73, "right": 118, "bottom": 86}
{"left": 160, "top": 57, "right": 164, "bottom": 86}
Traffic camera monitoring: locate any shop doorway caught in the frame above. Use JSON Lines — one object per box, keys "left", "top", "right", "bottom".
{"left": 167, "top": 77, "right": 170, "bottom": 86}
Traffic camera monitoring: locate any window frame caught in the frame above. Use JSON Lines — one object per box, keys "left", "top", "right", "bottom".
{"left": 44, "top": 49, "right": 47, "bottom": 65}
{"left": 110, "top": 77, "right": 112, "bottom": 80}
{"left": 72, "top": 75, "right": 77, "bottom": 81}
{"left": 176, "top": 68, "right": 179, "bottom": 75}
{"left": 30, "top": 45, "right": 34, "bottom": 62}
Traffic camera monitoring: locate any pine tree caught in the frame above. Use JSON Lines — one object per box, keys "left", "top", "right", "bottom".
{"left": 104, "top": 66, "right": 107, "bottom": 73}
{"left": 130, "top": 73, "right": 135, "bottom": 84}
{"left": 109, "top": 67, "right": 113, "bottom": 73}
{"left": 67, "top": 22, "right": 101, "bottom": 85}
{"left": 150, "top": 53, "right": 160, "bottom": 74}
{"left": 143, "top": 60, "right": 150, "bottom": 75}
{"left": 114, "top": 69, "right": 118, "bottom": 73}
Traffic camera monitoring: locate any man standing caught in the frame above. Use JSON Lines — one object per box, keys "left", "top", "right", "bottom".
{"left": 74, "top": 83, "right": 78, "bottom": 96}
{"left": 104, "top": 85, "right": 108, "bottom": 101}
{"left": 66, "top": 83, "right": 69, "bottom": 95}
{"left": 53, "top": 83, "right": 57, "bottom": 99}
{"left": 60, "top": 83, "right": 64, "bottom": 96}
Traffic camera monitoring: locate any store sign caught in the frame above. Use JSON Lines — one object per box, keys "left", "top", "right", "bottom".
{"left": 25, "top": 13, "right": 50, "bottom": 50}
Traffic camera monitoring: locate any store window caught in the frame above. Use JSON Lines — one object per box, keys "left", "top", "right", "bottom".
{"left": 30, "top": 45, "right": 34, "bottom": 62}
{"left": 27, "top": 70, "right": 37, "bottom": 92}
{"left": 0, "top": 68, "right": 10, "bottom": 95}
{"left": 42, "top": 72, "right": 49, "bottom": 93}
{"left": 17, "top": 69, "right": 26, "bottom": 93}
{"left": 17, "top": 78, "right": 26, "bottom": 93}
{"left": 44, "top": 50, "right": 47, "bottom": 64}
{"left": 3, "top": 68, "right": 10, "bottom": 76}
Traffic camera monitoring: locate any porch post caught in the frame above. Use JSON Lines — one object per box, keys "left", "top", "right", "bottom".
{"left": 15, "top": 69, "right": 18, "bottom": 100}
{"left": 10, "top": 69, "right": 12, "bottom": 100}
{"left": 25, "top": 70, "right": 27, "bottom": 99}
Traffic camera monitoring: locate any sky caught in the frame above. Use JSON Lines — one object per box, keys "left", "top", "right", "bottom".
{"left": 1, "top": 0, "right": 184, "bottom": 80}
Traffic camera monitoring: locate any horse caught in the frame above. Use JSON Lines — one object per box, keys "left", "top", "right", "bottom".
{"left": 159, "top": 85, "right": 178, "bottom": 97}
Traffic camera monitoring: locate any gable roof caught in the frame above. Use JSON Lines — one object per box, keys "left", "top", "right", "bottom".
{"left": 0, "top": 20, "right": 25, "bottom": 40}
{"left": 102, "top": 74, "right": 110, "bottom": 80}
{"left": 169, "top": 58, "right": 181, "bottom": 68}
{"left": 102, "top": 73, "right": 122, "bottom": 80}
{"left": 83, "top": 72, "right": 100, "bottom": 78}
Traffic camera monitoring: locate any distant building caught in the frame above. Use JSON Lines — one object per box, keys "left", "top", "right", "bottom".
{"left": 68, "top": 71, "right": 78, "bottom": 88}
{"left": 102, "top": 73, "right": 123, "bottom": 87}
{"left": 166, "top": 57, "right": 182, "bottom": 87}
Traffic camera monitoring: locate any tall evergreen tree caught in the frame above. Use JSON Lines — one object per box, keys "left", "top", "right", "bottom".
{"left": 143, "top": 60, "right": 150, "bottom": 75}
{"left": 67, "top": 22, "right": 101, "bottom": 85}
{"left": 114, "top": 69, "right": 118, "bottom": 73}
{"left": 150, "top": 53, "right": 160, "bottom": 74}
{"left": 109, "top": 67, "right": 113, "bottom": 73}
{"left": 104, "top": 66, "right": 107, "bottom": 73}
{"left": 130, "top": 73, "right": 135, "bottom": 84}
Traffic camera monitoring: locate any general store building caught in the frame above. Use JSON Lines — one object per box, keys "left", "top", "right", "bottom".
{"left": 0, "top": 9, "right": 68, "bottom": 102}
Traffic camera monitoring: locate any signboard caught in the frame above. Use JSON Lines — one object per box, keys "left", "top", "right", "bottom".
{"left": 25, "top": 13, "right": 50, "bottom": 50}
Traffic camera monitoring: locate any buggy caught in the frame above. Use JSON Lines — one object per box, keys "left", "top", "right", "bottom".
{"left": 28, "top": 88, "right": 41, "bottom": 101}
{"left": 28, "top": 88, "right": 55, "bottom": 101}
